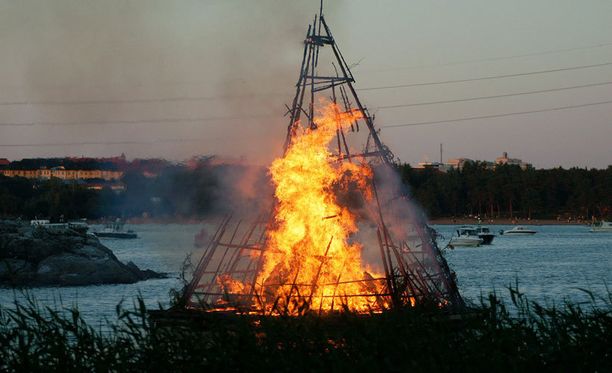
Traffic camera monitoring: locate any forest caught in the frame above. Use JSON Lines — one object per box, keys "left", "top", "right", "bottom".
{"left": 0, "top": 161, "right": 610, "bottom": 221}
{"left": 399, "top": 162, "right": 611, "bottom": 220}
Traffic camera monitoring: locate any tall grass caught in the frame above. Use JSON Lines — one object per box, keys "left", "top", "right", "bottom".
{"left": 0, "top": 287, "right": 610, "bottom": 372}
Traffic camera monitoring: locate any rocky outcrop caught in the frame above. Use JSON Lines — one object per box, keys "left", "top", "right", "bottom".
{"left": 0, "top": 220, "right": 165, "bottom": 287}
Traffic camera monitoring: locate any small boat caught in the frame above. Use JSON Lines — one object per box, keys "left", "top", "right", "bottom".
{"left": 500, "top": 226, "right": 536, "bottom": 235}
{"left": 590, "top": 220, "right": 612, "bottom": 233}
{"left": 30, "top": 218, "right": 89, "bottom": 234}
{"left": 474, "top": 226, "right": 495, "bottom": 245}
{"left": 194, "top": 227, "right": 209, "bottom": 248}
{"left": 67, "top": 219, "right": 89, "bottom": 234}
{"left": 94, "top": 220, "right": 138, "bottom": 239}
{"left": 449, "top": 227, "right": 484, "bottom": 247}
{"left": 30, "top": 219, "right": 51, "bottom": 226}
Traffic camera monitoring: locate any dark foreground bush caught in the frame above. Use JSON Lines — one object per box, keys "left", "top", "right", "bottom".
{"left": 0, "top": 289, "right": 610, "bottom": 372}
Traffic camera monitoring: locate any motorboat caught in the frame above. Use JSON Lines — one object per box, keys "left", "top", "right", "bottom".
{"left": 67, "top": 219, "right": 89, "bottom": 234}
{"left": 30, "top": 219, "right": 51, "bottom": 226}
{"left": 474, "top": 226, "right": 495, "bottom": 245}
{"left": 94, "top": 220, "right": 138, "bottom": 239}
{"left": 194, "top": 226, "right": 209, "bottom": 248}
{"left": 30, "top": 218, "right": 89, "bottom": 234}
{"left": 590, "top": 220, "right": 612, "bottom": 233}
{"left": 500, "top": 226, "right": 536, "bottom": 235}
{"left": 448, "top": 227, "right": 484, "bottom": 247}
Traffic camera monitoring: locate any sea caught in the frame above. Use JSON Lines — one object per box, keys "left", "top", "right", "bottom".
{"left": 1, "top": 224, "right": 610, "bottom": 324}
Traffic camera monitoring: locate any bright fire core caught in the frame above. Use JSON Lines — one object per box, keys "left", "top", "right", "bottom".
{"left": 228, "top": 102, "right": 386, "bottom": 314}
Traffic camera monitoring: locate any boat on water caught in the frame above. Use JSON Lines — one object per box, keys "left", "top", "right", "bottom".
{"left": 94, "top": 220, "right": 138, "bottom": 239}
{"left": 474, "top": 226, "right": 495, "bottom": 245}
{"left": 30, "top": 218, "right": 89, "bottom": 234}
{"left": 500, "top": 226, "right": 537, "bottom": 235}
{"left": 194, "top": 227, "right": 208, "bottom": 248}
{"left": 30, "top": 219, "right": 51, "bottom": 226}
{"left": 448, "top": 227, "right": 484, "bottom": 247}
{"left": 66, "top": 219, "right": 89, "bottom": 234}
{"left": 590, "top": 220, "right": 612, "bottom": 233}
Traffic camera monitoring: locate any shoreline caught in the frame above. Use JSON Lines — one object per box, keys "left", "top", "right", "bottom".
{"left": 428, "top": 218, "right": 589, "bottom": 226}
{"left": 99, "top": 216, "right": 592, "bottom": 226}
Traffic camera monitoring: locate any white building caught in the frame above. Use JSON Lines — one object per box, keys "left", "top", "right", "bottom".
{"left": 495, "top": 152, "right": 531, "bottom": 170}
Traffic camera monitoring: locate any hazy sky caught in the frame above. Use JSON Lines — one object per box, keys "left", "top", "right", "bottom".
{"left": 1, "top": 0, "right": 611, "bottom": 168}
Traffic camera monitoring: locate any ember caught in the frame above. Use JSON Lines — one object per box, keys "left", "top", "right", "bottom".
{"left": 179, "top": 7, "right": 463, "bottom": 315}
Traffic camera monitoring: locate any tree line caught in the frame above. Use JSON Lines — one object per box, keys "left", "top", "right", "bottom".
{"left": 399, "top": 162, "right": 611, "bottom": 220}
{"left": 0, "top": 162, "right": 271, "bottom": 221}
{"left": 0, "top": 162, "right": 610, "bottom": 221}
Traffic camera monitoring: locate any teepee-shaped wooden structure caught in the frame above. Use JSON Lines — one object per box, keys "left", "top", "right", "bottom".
{"left": 179, "top": 6, "right": 463, "bottom": 315}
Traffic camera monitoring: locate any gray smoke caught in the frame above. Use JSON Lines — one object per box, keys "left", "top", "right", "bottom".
{"left": 1, "top": 1, "right": 343, "bottom": 162}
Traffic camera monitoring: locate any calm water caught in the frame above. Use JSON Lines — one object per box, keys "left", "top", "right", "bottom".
{"left": 436, "top": 225, "right": 612, "bottom": 306}
{"left": 1, "top": 224, "right": 610, "bottom": 323}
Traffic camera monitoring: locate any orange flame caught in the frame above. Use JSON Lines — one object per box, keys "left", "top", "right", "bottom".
{"left": 249, "top": 102, "right": 385, "bottom": 314}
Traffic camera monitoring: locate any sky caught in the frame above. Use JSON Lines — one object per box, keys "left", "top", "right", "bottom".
{"left": 0, "top": 0, "right": 611, "bottom": 168}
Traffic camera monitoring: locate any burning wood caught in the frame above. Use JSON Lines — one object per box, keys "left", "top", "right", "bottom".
{"left": 179, "top": 8, "right": 463, "bottom": 316}
{"left": 242, "top": 103, "right": 384, "bottom": 314}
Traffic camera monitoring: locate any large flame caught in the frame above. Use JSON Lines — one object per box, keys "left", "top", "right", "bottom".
{"left": 248, "top": 102, "right": 385, "bottom": 314}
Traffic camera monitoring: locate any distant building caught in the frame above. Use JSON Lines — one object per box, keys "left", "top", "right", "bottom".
{"left": 0, "top": 166, "right": 123, "bottom": 181}
{"left": 445, "top": 158, "right": 474, "bottom": 171}
{"left": 415, "top": 162, "right": 450, "bottom": 172}
{"left": 495, "top": 152, "right": 531, "bottom": 170}
{"left": 86, "top": 182, "right": 126, "bottom": 191}
{"left": 0, "top": 158, "right": 9, "bottom": 167}
{"left": 414, "top": 151, "right": 532, "bottom": 172}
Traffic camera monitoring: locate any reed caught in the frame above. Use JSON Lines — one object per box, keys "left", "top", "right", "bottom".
{"left": 1, "top": 286, "right": 610, "bottom": 372}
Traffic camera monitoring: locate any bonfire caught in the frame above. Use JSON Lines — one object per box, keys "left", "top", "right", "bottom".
{"left": 179, "top": 8, "right": 462, "bottom": 315}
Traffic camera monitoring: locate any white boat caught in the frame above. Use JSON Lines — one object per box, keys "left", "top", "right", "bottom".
{"left": 501, "top": 226, "right": 537, "bottom": 235}
{"left": 474, "top": 226, "right": 495, "bottom": 245}
{"left": 590, "top": 221, "right": 612, "bottom": 233}
{"left": 94, "top": 219, "right": 138, "bottom": 239}
{"left": 449, "top": 227, "right": 484, "bottom": 247}
{"left": 30, "top": 219, "right": 51, "bottom": 226}
{"left": 30, "top": 218, "right": 88, "bottom": 233}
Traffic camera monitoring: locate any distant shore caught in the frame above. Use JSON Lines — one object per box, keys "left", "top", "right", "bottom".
{"left": 92, "top": 216, "right": 593, "bottom": 227}
{"left": 429, "top": 218, "right": 589, "bottom": 226}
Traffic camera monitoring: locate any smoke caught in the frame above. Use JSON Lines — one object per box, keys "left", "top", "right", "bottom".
{"left": 370, "top": 164, "right": 429, "bottom": 238}
{"left": 207, "top": 158, "right": 274, "bottom": 219}
{"left": 346, "top": 163, "right": 434, "bottom": 273}
{"left": 211, "top": 1, "right": 346, "bottom": 164}
{"left": 1, "top": 1, "right": 344, "bottom": 162}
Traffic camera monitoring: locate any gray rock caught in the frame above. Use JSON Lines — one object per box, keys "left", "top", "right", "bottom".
{"left": 36, "top": 254, "right": 139, "bottom": 286}
{"left": 0, "top": 220, "right": 165, "bottom": 287}
{"left": 0, "top": 258, "right": 35, "bottom": 284}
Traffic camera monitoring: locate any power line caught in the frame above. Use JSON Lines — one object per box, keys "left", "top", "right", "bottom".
{"left": 2, "top": 45, "right": 612, "bottom": 107}
{"left": 0, "top": 138, "right": 209, "bottom": 147}
{"left": 358, "top": 61, "right": 612, "bottom": 91}
{"left": 0, "top": 92, "right": 288, "bottom": 107}
{"left": 4, "top": 102, "right": 611, "bottom": 146}
{"left": 4, "top": 58, "right": 612, "bottom": 108}
{"left": 377, "top": 81, "right": 612, "bottom": 109}
{"left": 381, "top": 99, "right": 612, "bottom": 129}
{"left": 366, "top": 41, "right": 612, "bottom": 73}
{"left": 0, "top": 114, "right": 276, "bottom": 127}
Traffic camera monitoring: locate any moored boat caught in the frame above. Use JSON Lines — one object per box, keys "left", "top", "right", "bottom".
{"left": 194, "top": 227, "right": 208, "bottom": 248}
{"left": 474, "top": 226, "right": 495, "bottom": 244}
{"left": 94, "top": 220, "right": 138, "bottom": 239}
{"left": 30, "top": 218, "right": 89, "bottom": 234}
{"left": 500, "top": 226, "right": 536, "bottom": 235}
{"left": 590, "top": 220, "right": 612, "bottom": 233}
{"left": 449, "top": 227, "right": 484, "bottom": 247}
